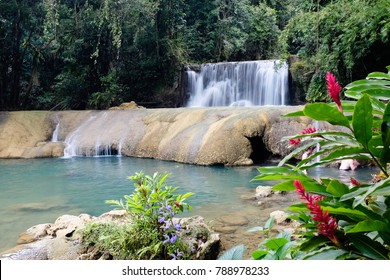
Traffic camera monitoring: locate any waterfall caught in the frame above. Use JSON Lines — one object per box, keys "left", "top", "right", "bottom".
{"left": 63, "top": 112, "right": 127, "bottom": 158}
{"left": 185, "top": 60, "right": 289, "bottom": 107}
{"left": 51, "top": 122, "right": 60, "bottom": 142}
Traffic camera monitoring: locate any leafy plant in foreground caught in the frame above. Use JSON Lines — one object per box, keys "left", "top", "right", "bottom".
{"left": 251, "top": 66, "right": 390, "bottom": 260}
{"left": 83, "top": 171, "right": 195, "bottom": 260}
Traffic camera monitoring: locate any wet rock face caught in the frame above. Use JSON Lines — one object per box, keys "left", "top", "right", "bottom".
{"left": 0, "top": 107, "right": 321, "bottom": 164}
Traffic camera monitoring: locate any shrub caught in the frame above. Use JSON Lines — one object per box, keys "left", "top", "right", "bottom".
{"left": 81, "top": 171, "right": 195, "bottom": 260}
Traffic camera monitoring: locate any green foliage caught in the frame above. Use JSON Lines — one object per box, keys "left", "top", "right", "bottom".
{"left": 251, "top": 67, "right": 390, "bottom": 260}
{"left": 84, "top": 171, "right": 195, "bottom": 260}
{"left": 218, "top": 244, "right": 246, "bottom": 260}
{"left": 1, "top": 0, "right": 388, "bottom": 109}
{"left": 281, "top": 0, "right": 390, "bottom": 90}
{"left": 306, "top": 71, "right": 332, "bottom": 103}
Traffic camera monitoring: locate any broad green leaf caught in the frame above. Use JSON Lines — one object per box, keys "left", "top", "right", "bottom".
{"left": 252, "top": 250, "right": 268, "bottom": 260}
{"left": 340, "top": 186, "right": 370, "bottom": 201}
{"left": 218, "top": 244, "right": 245, "bottom": 260}
{"left": 368, "top": 136, "right": 384, "bottom": 158}
{"left": 264, "top": 216, "right": 275, "bottom": 230}
{"left": 347, "top": 220, "right": 390, "bottom": 233}
{"left": 326, "top": 180, "right": 350, "bottom": 197}
{"left": 265, "top": 238, "right": 288, "bottom": 250}
{"left": 303, "top": 103, "right": 350, "bottom": 128}
{"left": 278, "top": 140, "right": 321, "bottom": 168}
{"left": 367, "top": 72, "right": 390, "bottom": 80}
{"left": 321, "top": 206, "right": 367, "bottom": 220}
{"left": 247, "top": 226, "right": 264, "bottom": 232}
{"left": 352, "top": 94, "right": 373, "bottom": 148}
{"left": 348, "top": 233, "right": 389, "bottom": 259}
{"left": 299, "top": 235, "right": 329, "bottom": 252}
{"left": 381, "top": 102, "right": 390, "bottom": 166}
{"left": 303, "top": 247, "right": 350, "bottom": 260}
{"left": 282, "top": 110, "right": 305, "bottom": 117}
{"left": 353, "top": 178, "right": 390, "bottom": 207}
{"left": 321, "top": 147, "right": 366, "bottom": 162}
{"left": 272, "top": 180, "right": 295, "bottom": 192}
{"left": 372, "top": 185, "right": 390, "bottom": 196}
{"left": 274, "top": 242, "right": 294, "bottom": 260}
{"left": 252, "top": 166, "right": 309, "bottom": 182}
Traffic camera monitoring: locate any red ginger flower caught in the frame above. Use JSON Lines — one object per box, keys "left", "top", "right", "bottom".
{"left": 294, "top": 180, "right": 339, "bottom": 245}
{"left": 288, "top": 127, "right": 317, "bottom": 146}
{"left": 350, "top": 177, "right": 361, "bottom": 187}
{"left": 326, "top": 72, "right": 342, "bottom": 112}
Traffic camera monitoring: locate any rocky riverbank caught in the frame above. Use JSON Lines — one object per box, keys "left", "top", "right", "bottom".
{"left": 0, "top": 186, "right": 300, "bottom": 260}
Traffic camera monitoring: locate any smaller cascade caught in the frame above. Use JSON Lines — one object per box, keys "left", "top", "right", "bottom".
{"left": 51, "top": 122, "right": 60, "bottom": 142}
{"left": 185, "top": 60, "right": 289, "bottom": 107}
{"left": 63, "top": 112, "right": 128, "bottom": 158}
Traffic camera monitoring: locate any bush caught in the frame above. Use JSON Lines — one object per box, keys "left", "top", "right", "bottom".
{"left": 81, "top": 171, "right": 195, "bottom": 260}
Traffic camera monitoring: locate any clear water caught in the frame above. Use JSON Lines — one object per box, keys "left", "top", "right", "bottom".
{"left": 0, "top": 157, "right": 378, "bottom": 253}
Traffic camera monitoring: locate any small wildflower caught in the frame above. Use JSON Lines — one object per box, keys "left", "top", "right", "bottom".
{"left": 158, "top": 217, "right": 165, "bottom": 223}
{"left": 326, "top": 72, "right": 342, "bottom": 112}
{"left": 174, "top": 223, "right": 181, "bottom": 231}
{"left": 170, "top": 234, "right": 177, "bottom": 244}
{"left": 294, "top": 180, "right": 339, "bottom": 245}
{"left": 163, "top": 234, "right": 170, "bottom": 245}
{"left": 170, "top": 253, "right": 177, "bottom": 260}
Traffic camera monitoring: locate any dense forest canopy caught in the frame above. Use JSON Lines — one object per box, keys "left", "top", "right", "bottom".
{"left": 0, "top": 0, "right": 389, "bottom": 110}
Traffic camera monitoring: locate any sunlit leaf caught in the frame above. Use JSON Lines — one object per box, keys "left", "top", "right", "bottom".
{"left": 352, "top": 94, "right": 373, "bottom": 148}
{"left": 347, "top": 220, "right": 390, "bottom": 233}
{"left": 303, "top": 103, "right": 350, "bottom": 128}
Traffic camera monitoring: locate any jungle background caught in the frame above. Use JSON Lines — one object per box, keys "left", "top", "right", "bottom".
{"left": 0, "top": 0, "right": 389, "bottom": 110}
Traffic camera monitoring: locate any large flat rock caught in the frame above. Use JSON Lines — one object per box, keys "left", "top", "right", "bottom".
{"left": 0, "top": 107, "right": 339, "bottom": 165}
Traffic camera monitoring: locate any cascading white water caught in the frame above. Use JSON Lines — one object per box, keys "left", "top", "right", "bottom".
{"left": 186, "top": 60, "right": 289, "bottom": 107}
{"left": 51, "top": 122, "right": 60, "bottom": 142}
{"left": 63, "top": 112, "right": 128, "bottom": 158}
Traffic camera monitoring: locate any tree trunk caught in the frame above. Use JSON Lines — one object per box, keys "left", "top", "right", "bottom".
{"left": 10, "top": 12, "right": 22, "bottom": 109}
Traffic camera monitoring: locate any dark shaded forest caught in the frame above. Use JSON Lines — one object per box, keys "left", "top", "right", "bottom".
{"left": 0, "top": 0, "right": 389, "bottom": 110}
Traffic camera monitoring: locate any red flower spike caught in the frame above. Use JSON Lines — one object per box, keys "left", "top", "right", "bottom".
{"left": 288, "top": 127, "right": 317, "bottom": 146}
{"left": 302, "top": 127, "right": 317, "bottom": 135}
{"left": 326, "top": 72, "right": 342, "bottom": 112}
{"left": 289, "top": 138, "right": 301, "bottom": 146}
{"left": 293, "top": 180, "right": 339, "bottom": 245}
{"left": 350, "top": 177, "right": 361, "bottom": 187}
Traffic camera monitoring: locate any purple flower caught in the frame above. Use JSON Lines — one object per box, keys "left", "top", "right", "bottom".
{"left": 164, "top": 221, "right": 171, "bottom": 231}
{"left": 170, "top": 234, "right": 177, "bottom": 244}
{"left": 174, "top": 223, "right": 181, "bottom": 231}
{"left": 159, "top": 217, "right": 165, "bottom": 223}
{"left": 163, "top": 234, "right": 170, "bottom": 245}
{"left": 170, "top": 253, "right": 177, "bottom": 260}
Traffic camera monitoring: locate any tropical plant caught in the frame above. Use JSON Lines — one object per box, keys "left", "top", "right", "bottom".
{"left": 251, "top": 66, "right": 390, "bottom": 260}
{"left": 82, "top": 171, "right": 195, "bottom": 260}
